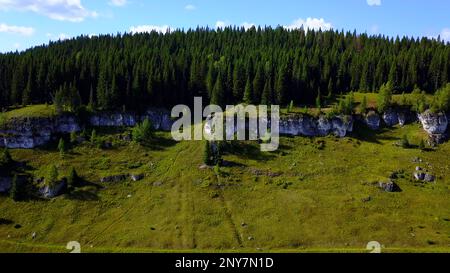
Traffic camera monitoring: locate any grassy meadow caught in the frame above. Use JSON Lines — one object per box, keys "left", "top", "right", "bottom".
{"left": 0, "top": 118, "right": 449, "bottom": 253}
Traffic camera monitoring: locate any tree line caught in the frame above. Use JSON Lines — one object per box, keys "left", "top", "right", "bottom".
{"left": 0, "top": 26, "right": 449, "bottom": 112}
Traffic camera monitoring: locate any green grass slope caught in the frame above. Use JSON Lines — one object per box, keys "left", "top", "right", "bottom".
{"left": 0, "top": 124, "right": 449, "bottom": 253}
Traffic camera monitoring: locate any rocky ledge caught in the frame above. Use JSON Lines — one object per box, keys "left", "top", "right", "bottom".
{"left": 279, "top": 115, "right": 353, "bottom": 137}
{"left": 89, "top": 108, "right": 173, "bottom": 131}
{"left": 0, "top": 115, "right": 80, "bottom": 149}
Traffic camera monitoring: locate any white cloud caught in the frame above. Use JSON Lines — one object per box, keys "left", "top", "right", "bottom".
{"left": 0, "top": 0, "right": 97, "bottom": 22}
{"left": 0, "top": 23, "right": 34, "bottom": 36}
{"left": 367, "top": 0, "right": 381, "bottom": 6}
{"left": 185, "top": 4, "right": 196, "bottom": 11}
{"left": 46, "top": 32, "right": 71, "bottom": 41}
{"left": 129, "top": 25, "right": 171, "bottom": 34}
{"left": 284, "top": 17, "right": 333, "bottom": 31}
{"left": 215, "top": 20, "right": 231, "bottom": 29}
{"left": 109, "top": 0, "right": 127, "bottom": 7}
{"left": 241, "top": 22, "right": 255, "bottom": 30}
{"left": 437, "top": 28, "right": 450, "bottom": 42}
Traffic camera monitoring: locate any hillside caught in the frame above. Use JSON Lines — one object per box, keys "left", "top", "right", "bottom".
{"left": 0, "top": 119, "right": 449, "bottom": 252}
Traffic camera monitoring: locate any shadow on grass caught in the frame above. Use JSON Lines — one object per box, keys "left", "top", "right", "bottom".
{"left": 350, "top": 122, "right": 399, "bottom": 144}
{"left": 222, "top": 141, "right": 277, "bottom": 162}
{"left": 140, "top": 135, "right": 178, "bottom": 151}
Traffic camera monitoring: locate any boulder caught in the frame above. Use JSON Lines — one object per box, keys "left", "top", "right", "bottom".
{"left": 383, "top": 109, "right": 399, "bottom": 127}
{"left": 424, "top": 174, "right": 436, "bottom": 182}
{"left": 414, "top": 172, "right": 426, "bottom": 181}
{"left": 130, "top": 174, "right": 144, "bottom": 182}
{"left": 365, "top": 111, "right": 381, "bottom": 130}
{"left": 378, "top": 181, "right": 400, "bottom": 192}
{"left": 100, "top": 174, "right": 128, "bottom": 183}
{"left": 39, "top": 180, "right": 67, "bottom": 198}
{"left": 418, "top": 110, "right": 448, "bottom": 135}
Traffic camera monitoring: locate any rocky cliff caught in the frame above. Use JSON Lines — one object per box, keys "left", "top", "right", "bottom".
{"left": 89, "top": 109, "right": 173, "bottom": 131}
{"left": 279, "top": 115, "right": 353, "bottom": 137}
{"left": 0, "top": 107, "right": 448, "bottom": 149}
{"left": 0, "top": 115, "right": 80, "bottom": 149}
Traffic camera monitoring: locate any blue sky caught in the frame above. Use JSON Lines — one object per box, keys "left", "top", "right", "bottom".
{"left": 0, "top": 0, "right": 449, "bottom": 53}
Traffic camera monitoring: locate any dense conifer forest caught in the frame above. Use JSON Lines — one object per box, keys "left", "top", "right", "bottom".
{"left": 0, "top": 26, "right": 449, "bottom": 111}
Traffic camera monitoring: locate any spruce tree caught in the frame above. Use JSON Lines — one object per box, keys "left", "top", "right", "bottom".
{"left": 243, "top": 78, "right": 253, "bottom": 105}
{"left": 58, "top": 138, "right": 66, "bottom": 157}
{"left": 67, "top": 167, "right": 79, "bottom": 188}
{"left": 211, "top": 73, "right": 224, "bottom": 106}
{"left": 10, "top": 175, "right": 19, "bottom": 201}
{"left": 203, "top": 141, "right": 212, "bottom": 165}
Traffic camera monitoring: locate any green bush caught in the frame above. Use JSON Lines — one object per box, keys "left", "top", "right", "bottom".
{"left": 46, "top": 165, "right": 59, "bottom": 187}
{"left": 377, "top": 82, "right": 393, "bottom": 113}
{"left": 132, "top": 118, "right": 154, "bottom": 144}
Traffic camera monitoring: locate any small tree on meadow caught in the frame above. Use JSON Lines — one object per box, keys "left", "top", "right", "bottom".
{"left": 132, "top": 118, "right": 154, "bottom": 144}
{"left": 46, "top": 165, "right": 59, "bottom": 188}
{"left": 90, "top": 129, "right": 97, "bottom": 144}
{"left": 58, "top": 138, "right": 66, "bottom": 157}
{"left": 67, "top": 167, "right": 79, "bottom": 188}
{"left": 10, "top": 175, "right": 19, "bottom": 201}
{"left": 377, "top": 82, "right": 393, "bottom": 113}
{"left": 70, "top": 131, "right": 77, "bottom": 144}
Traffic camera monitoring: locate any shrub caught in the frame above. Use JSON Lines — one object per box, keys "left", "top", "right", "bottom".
{"left": 58, "top": 138, "right": 66, "bottom": 157}
{"left": 70, "top": 131, "right": 77, "bottom": 144}
{"left": 132, "top": 118, "right": 154, "bottom": 144}
{"left": 430, "top": 83, "right": 450, "bottom": 113}
{"left": 377, "top": 82, "right": 393, "bottom": 113}
{"left": 67, "top": 167, "right": 79, "bottom": 188}
{"left": 401, "top": 134, "right": 410, "bottom": 148}
{"left": 90, "top": 129, "right": 97, "bottom": 144}
{"left": 10, "top": 175, "right": 19, "bottom": 201}
{"left": 1, "top": 148, "right": 13, "bottom": 166}
{"left": 46, "top": 165, "right": 59, "bottom": 187}
{"left": 419, "top": 139, "right": 426, "bottom": 151}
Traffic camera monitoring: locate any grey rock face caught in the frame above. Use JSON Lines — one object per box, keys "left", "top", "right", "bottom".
{"left": 89, "top": 109, "right": 173, "bottom": 131}
{"left": 418, "top": 110, "right": 448, "bottom": 135}
{"left": 279, "top": 115, "right": 353, "bottom": 137}
{"left": 383, "top": 109, "right": 400, "bottom": 127}
{"left": 0, "top": 115, "right": 80, "bottom": 149}
{"left": 89, "top": 113, "right": 137, "bottom": 127}
{"left": 365, "top": 111, "right": 381, "bottom": 130}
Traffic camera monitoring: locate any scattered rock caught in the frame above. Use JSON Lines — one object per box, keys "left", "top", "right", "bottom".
{"left": 418, "top": 110, "right": 448, "bottom": 135}
{"left": 14, "top": 224, "right": 22, "bottom": 229}
{"left": 39, "top": 179, "right": 67, "bottom": 198}
{"left": 423, "top": 174, "right": 436, "bottom": 183}
{"left": 365, "top": 111, "right": 381, "bottom": 130}
{"left": 100, "top": 174, "right": 128, "bottom": 183}
{"left": 247, "top": 236, "right": 254, "bottom": 241}
{"left": 153, "top": 181, "right": 163, "bottom": 187}
{"left": 32, "top": 232, "right": 36, "bottom": 239}
{"left": 362, "top": 196, "right": 372, "bottom": 202}
{"left": 378, "top": 181, "right": 400, "bottom": 192}
{"left": 130, "top": 174, "right": 144, "bottom": 182}
{"left": 199, "top": 164, "right": 210, "bottom": 170}
{"left": 241, "top": 222, "right": 248, "bottom": 227}
{"left": 414, "top": 172, "right": 426, "bottom": 181}
{"left": 415, "top": 166, "right": 422, "bottom": 171}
